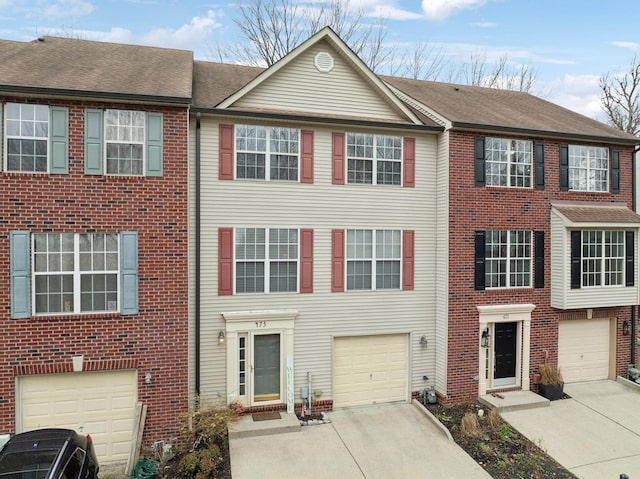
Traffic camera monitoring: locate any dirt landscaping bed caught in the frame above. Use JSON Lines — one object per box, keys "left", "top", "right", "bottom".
{"left": 425, "top": 402, "right": 577, "bottom": 479}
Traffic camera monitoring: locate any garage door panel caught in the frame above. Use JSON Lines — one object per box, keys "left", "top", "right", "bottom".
{"left": 559, "top": 319, "right": 610, "bottom": 383}
{"left": 19, "top": 370, "right": 137, "bottom": 464}
{"left": 333, "top": 334, "right": 407, "bottom": 408}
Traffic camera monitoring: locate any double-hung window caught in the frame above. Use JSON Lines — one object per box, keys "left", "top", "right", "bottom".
{"left": 236, "top": 125, "right": 299, "bottom": 180}
{"left": 347, "top": 133, "right": 402, "bottom": 185}
{"left": 105, "top": 110, "right": 145, "bottom": 175}
{"left": 485, "top": 138, "right": 532, "bottom": 187}
{"left": 33, "top": 233, "right": 119, "bottom": 314}
{"left": 235, "top": 228, "right": 298, "bottom": 293}
{"left": 485, "top": 230, "right": 532, "bottom": 288}
{"left": 580, "top": 230, "right": 625, "bottom": 287}
{"left": 346, "top": 229, "right": 401, "bottom": 290}
{"left": 4, "top": 103, "right": 68, "bottom": 174}
{"left": 568, "top": 145, "right": 608, "bottom": 192}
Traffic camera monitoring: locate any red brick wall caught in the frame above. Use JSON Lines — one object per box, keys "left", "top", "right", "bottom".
{"left": 446, "top": 130, "right": 634, "bottom": 403}
{"left": 0, "top": 97, "right": 189, "bottom": 448}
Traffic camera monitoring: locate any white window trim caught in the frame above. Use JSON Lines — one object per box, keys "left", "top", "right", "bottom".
{"left": 4, "top": 103, "right": 50, "bottom": 174}
{"left": 104, "top": 109, "right": 146, "bottom": 177}
{"left": 568, "top": 145, "right": 609, "bottom": 192}
{"left": 485, "top": 230, "right": 533, "bottom": 289}
{"left": 485, "top": 137, "right": 532, "bottom": 188}
{"left": 580, "top": 230, "right": 625, "bottom": 288}
{"left": 234, "top": 227, "right": 300, "bottom": 294}
{"left": 345, "top": 229, "right": 402, "bottom": 291}
{"left": 235, "top": 125, "right": 300, "bottom": 182}
{"left": 32, "top": 233, "right": 120, "bottom": 315}
{"left": 346, "top": 133, "right": 403, "bottom": 186}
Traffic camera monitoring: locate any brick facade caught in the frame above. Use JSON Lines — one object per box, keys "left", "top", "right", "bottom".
{"left": 0, "top": 96, "right": 189, "bottom": 447}
{"left": 446, "top": 130, "right": 635, "bottom": 403}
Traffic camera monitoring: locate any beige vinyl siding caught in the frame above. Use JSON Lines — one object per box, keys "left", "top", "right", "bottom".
{"left": 233, "top": 40, "right": 409, "bottom": 123}
{"left": 434, "top": 131, "right": 449, "bottom": 393}
{"left": 551, "top": 210, "right": 639, "bottom": 309}
{"left": 193, "top": 116, "right": 438, "bottom": 405}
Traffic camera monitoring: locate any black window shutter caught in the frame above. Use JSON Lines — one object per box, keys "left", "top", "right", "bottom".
{"left": 611, "top": 150, "right": 620, "bottom": 194}
{"left": 475, "top": 138, "right": 485, "bottom": 186}
{"left": 559, "top": 145, "right": 569, "bottom": 190}
{"left": 534, "top": 231, "right": 545, "bottom": 288}
{"left": 475, "top": 231, "right": 486, "bottom": 290}
{"left": 626, "top": 231, "right": 634, "bottom": 287}
{"left": 570, "top": 231, "right": 581, "bottom": 289}
{"left": 535, "top": 142, "right": 545, "bottom": 190}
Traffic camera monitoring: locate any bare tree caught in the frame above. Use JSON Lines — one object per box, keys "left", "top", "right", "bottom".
{"left": 600, "top": 55, "right": 640, "bottom": 135}
{"left": 225, "top": 0, "right": 390, "bottom": 68}
{"left": 450, "top": 51, "right": 538, "bottom": 93}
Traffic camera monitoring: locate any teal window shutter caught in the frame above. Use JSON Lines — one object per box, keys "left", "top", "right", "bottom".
{"left": 10, "top": 231, "right": 31, "bottom": 319}
{"left": 50, "top": 107, "right": 69, "bottom": 174}
{"left": 85, "top": 109, "right": 103, "bottom": 175}
{"left": 146, "top": 112, "right": 163, "bottom": 176}
{"left": 120, "top": 231, "right": 139, "bottom": 315}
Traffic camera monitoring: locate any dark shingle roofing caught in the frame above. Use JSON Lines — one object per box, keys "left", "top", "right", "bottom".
{"left": 383, "top": 76, "right": 638, "bottom": 144}
{"left": 192, "top": 61, "right": 264, "bottom": 108}
{"left": 553, "top": 203, "right": 640, "bottom": 224}
{"left": 0, "top": 37, "right": 193, "bottom": 103}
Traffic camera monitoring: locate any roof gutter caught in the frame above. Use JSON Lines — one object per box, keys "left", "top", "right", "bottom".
{"left": 0, "top": 84, "right": 191, "bottom": 106}
{"left": 191, "top": 107, "right": 443, "bottom": 133}
{"left": 451, "top": 121, "right": 640, "bottom": 146}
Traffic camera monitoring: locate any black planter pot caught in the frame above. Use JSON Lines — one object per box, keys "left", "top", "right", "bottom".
{"left": 539, "top": 383, "right": 564, "bottom": 400}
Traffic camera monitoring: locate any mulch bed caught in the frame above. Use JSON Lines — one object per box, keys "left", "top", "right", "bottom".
{"left": 425, "top": 401, "right": 577, "bottom": 479}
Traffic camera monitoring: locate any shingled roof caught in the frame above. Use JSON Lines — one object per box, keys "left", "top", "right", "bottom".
{"left": 383, "top": 76, "right": 638, "bottom": 144}
{"left": 0, "top": 36, "right": 193, "bottom": 103}
{"left": 552, "top": 202, "right": 640, "bottom": 224}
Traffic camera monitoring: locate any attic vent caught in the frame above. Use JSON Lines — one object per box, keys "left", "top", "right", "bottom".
{"left": 314, "top": 51, "right": 334, "bottom": 73}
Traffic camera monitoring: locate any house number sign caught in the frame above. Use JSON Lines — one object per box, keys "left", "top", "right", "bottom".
{"left": 255, "top": 321, "right": 267, "bottom": 328}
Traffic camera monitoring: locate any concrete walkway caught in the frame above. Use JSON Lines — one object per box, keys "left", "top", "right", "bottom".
{"left": 501, "top": 379, "right": 640, "bottom": 479}
{"left": 230, "top": 401, "right": 492, "bottom": 479}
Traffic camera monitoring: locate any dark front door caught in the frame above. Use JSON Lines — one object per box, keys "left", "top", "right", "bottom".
{"left": 494, "top": 322, "right": 517, "bottom": 382}
{"left": 253, "top": 333, "right": 281, "bottom": 403}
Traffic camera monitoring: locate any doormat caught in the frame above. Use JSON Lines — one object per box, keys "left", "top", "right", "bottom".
{"left": 252, "top": 411, "right": 281, "bottom": 421}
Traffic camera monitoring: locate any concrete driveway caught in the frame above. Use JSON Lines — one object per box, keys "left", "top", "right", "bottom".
{"left": 501, "top": 379, "right": 640, "bottom": 479}
{"left": 230, "top": 401, "right": 491, "bottom": 479}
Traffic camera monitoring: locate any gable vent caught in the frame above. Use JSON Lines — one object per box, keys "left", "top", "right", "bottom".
{"left": 314, "top": 51, "right": 334, "bottom": 73}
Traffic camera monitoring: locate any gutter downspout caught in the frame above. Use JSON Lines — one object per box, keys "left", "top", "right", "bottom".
{"left": 632, "top": 146, "right": 640, "bottom": 366}
{"left": 195, "top": 112, "right": 202, "bottom": 397}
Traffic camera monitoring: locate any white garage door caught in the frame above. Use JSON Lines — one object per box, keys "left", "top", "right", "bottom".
{"left": 18, "top": 370, "right": 137, "bottom": 464}
{"left": 558, "top": 319, "right": 610, "bottom": 383}
{"left": 334, "top": 334, "right": 407, "bottom": 408}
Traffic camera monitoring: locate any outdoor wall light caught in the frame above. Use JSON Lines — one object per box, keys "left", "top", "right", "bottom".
{"left": 218, "top": 330, "right": 226, "bottom": 344}
{"left": 623, "top": 320, "right": 630, "bottom": 336}
{"left": 481, "top": 327, "right": 491, "bottom": 349}
{"left": 420, "top": 335, "right": 428, "bottom": 348}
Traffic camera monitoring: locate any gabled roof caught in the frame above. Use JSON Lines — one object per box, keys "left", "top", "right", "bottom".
{"left": 0, "top": 37, "right": 193, "bottom": 104}
{"left": 384, "top": 76, "right": 639, "bottom": 145}
{"left": 194, "top": 27, "right": 424, "bottom": 126}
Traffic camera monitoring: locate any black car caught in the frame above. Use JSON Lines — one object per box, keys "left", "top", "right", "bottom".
{"left": 0, "top": 428, "right": 99, "bottom": 479}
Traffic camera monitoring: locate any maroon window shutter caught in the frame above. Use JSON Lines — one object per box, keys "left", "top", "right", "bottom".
{"left": 300, "top": 229, "right": 314, "bottom": 293}
{"left": 300, "top": 130, "right": 314, "bottom": 184}
{"left": 403, "top": 137, "right": 415, "bottom": 187}
{"left": 402, "top": 230, "right": 415, "bottom": 290}
{"left": 219, "top": 124, "right": 234, "bottom": 180}
{"left": 218, "top": 228, "right": 233, "bottom": 295}
{"left": 331, "top": 229, "right": 345, "bottom": 292}
{"left": 332, "top": 132, "right": 345, "bottom": 185}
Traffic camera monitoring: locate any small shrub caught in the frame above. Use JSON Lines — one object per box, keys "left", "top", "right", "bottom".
{"left": 487, "top": 408, "right": 501, "bottom": 431}
{"left": 176, "top": 447, "right": 223, "bottom": 479}
{"left": 499, "top": 424, "right": 512, "bottom": 442}
{"left": 539, "top": 363, "right": 564, "bottom": 385}
{"left": 460, "top": 412, "right": 481, "bottom": 437}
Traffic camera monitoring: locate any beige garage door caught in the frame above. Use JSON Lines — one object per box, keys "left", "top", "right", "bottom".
{"left": 558, "top": 319, "right": 610, "bottom": 383}
{"left": 333, "top": 334, "right": 407, "bottom": 407}
{"left": 18, "top": 370, "right": 137, "bottom": 464}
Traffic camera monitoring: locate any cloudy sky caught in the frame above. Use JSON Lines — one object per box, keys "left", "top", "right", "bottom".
{"left": 1, "top": 0, "right": 639, "bottom": 122}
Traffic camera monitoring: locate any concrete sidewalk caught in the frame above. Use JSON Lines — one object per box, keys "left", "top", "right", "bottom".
{"left": 501, "top": 379, "right": 640, "bottom": 479}
{"left": 229, "top": 401, "right": 492, "bottom": 479}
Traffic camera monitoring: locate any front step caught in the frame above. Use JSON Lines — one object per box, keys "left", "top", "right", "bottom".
{"left": 479, "top": 390, "right": 550, "bottom": 412}
{"left": 228, "top": 412, "right": 301, "bottom": 439}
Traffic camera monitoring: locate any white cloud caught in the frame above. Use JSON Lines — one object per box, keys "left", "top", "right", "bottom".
{"left": 139, "top": 10, "right": 222, "bottom": 50}
{"left": 369, "top": 4, "right": 423, "bottom": 20}
{"left": 472, "top": 21, "right": 495, "bottom": 28}
{"left": 612, "top": 41, "right": 640, "bottom": 50}
{"left": 421, "top": 0, "right": 487, "bottom": 20}
{"left": 41, "top": 0, "right": 94, "bottom": 19}
{"left": 547, "top": 74, "right": 604, "bottom": 119}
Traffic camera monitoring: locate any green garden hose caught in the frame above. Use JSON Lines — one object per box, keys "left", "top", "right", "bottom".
{"left": 129, "top": 458, "right": 161, "bottom": 479}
